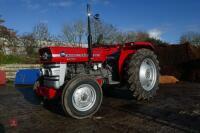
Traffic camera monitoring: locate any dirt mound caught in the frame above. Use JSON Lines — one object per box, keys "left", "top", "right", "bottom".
{"left": 159, "top": 75, "right": 179, "bottom": 84}
{"left": 156, "top": 43, "right": 200, "bottom": 82}
{"left": 155, "top": 43, "right": 189, "bottom": 66}
{"left": 188, "top": 45, "right": 200, "bottom": 60}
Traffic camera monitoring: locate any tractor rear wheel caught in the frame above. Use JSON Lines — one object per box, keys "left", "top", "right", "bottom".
{"left": 128, "top": 49, "right": 160, "bottom": 100}
{"left": 62, "top": 76, "right": 103, "bottom": 119}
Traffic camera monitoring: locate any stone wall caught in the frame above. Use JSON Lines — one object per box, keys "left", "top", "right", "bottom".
{"left": 0, "top": 64, "right": 40, "bottom": 80}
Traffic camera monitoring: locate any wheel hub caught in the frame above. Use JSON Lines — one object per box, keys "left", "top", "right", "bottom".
{"left": 72, "top": 84, "right": 96, "bottom": 112}
{"left": 139, "top": 58, "right": 157, "bottom": 91}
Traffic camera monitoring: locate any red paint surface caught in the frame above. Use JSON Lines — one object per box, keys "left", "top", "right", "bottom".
{"left": 9, "top": 118, "right": 18, "bottom": 128}
{"left": 39, "top": 47, "right": 119, "bottom": 63}
{"left": 39, "top": 42, "right": 154, "bottom": 80}
{"left": 39, "top": 42, "right": 154, "bottom": 64}
{"left": 36, "top": 86, "right": 57, "bottom": 99}
{"left": 37, "top": 79, "right": 103, "bottom": 99}
{"left": 38, "top": 42, "right": 154, "bottom": 93}
{"left": 118, "top": 49, "right": 136, "bottom": 77}
{"left": 39, "top": 42, "right": 154, "bottom": 82}
{"left": 0, "top": 70, "right": 6, "bottom": 85}
{"left": 96, "top": 78, "right": 104, "bottom": 87}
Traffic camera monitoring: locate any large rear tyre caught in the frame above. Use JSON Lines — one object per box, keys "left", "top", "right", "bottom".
{"left": 62, "top": 76, "right": 103, "bottom": 119}
{"left": 128, "top": 49, "right": 160, "bottom": 100}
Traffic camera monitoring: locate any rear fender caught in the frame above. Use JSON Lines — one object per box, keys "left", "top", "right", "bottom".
{"left": 118, "top": 49, "right": 136, "bottom": 80}
{"left": 124, "top": 42, "right": 155, "bottom": 51}
{"left": 118, "top": 42, "right": 155, "bottom": 80}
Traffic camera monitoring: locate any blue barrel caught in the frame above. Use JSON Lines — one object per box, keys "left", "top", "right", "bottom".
{"left": 15, "top": 69, "right": 41, "bottom": 85}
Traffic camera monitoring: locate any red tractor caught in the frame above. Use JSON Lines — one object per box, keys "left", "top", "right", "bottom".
{"left": 34, "top": 5, "right": 160, "bottom": 119}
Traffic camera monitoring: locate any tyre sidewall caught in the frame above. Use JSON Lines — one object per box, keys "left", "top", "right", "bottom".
{"left": 62, "top": 77, "right": 103, "bottom": 119}
{"left": 138, "top": 54, "right": 159, "bottom": 93}
{"left": 128, "top": 49, "right": 160, "bottom": 99}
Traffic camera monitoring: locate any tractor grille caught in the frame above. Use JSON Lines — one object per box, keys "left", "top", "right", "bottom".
{"left": 42, "top": 64, "right": 67, "bottom": 89}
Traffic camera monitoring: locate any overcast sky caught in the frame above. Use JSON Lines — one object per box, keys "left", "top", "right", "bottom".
{"left": 1, "top": 0, "right": 200, "bottom": 43}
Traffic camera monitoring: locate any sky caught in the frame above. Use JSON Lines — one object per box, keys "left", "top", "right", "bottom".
{"left": 0, "top": 0, "right": 200, "bottom": 43}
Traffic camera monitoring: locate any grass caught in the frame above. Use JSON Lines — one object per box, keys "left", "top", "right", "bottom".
{"left": 0, "top": 52, "right": 39, "bottom": 64}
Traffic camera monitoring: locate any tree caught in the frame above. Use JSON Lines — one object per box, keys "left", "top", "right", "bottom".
{"left": 0, "top": 15, "right": 5, "bottom": 25}
{"left": 180, "top": 32, "right": 200, "bottom": 46}
{"left": 115, "top": 32, "right": 128, "bottom": 44}
{"left": 0, "top": 16, "right": 16, "bottom": 39}
{"left": 32, "top": 22, "right": 50, "bottom": 41}
{"left": 62, "top": 20, "right": 167, "bottom": 47}
{"left": 133, "top": 31, "right": 167, "bottom": 45}
{"left": 99, "top": 23, "right": 118, "bottom": 44}
{"left": 135, "top": 31, "right": 150, "bottom": 41}
{"left": 62, "top": 20, "right": 86, "bottom": 47}
{"left": 91, "top": 19, "right": 102, "bottom": 44}
{"left": 143, "top": 37, "right": 168, "bottom": 45}
{"left": 0, "top": 16, "right": 18, "bottom": 54}
{"left": 74, "top": 20, "right": 85, "bottom": 46}
{"left": 21, "top": 34, "right": 37, "bottom": 56}
{"left": 91, "top": 20, "right": 118, "bottom": 45}
{"left": 115, "top": 31, "right": 136, "bottom": 44}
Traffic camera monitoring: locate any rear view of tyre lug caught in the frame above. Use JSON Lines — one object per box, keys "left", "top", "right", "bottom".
{"left": 62, "top": 76, "right": 103, "bottom": 119}
{"left": 127, "top": 49, "right": 160, "bottom": 100}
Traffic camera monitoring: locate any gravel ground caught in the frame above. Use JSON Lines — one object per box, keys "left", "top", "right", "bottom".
{"left": 0, "top": 82, "right": 199, "bottom": 133}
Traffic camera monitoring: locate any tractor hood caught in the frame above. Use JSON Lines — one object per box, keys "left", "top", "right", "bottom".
{"left": 39, "top": 42, "right": 154, "bottom": 64}
{"left": 39, "top": 46, "right": 119, "bottom": 63}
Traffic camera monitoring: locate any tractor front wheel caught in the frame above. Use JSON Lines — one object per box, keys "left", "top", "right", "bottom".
{"left": 128, "top": 49, "right": 160, "bottom": 100}
{"left": 62, "top": 76, "right": 103, "bottom": 119}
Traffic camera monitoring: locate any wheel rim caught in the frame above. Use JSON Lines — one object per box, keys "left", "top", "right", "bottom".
{"left": 72, "top": 84, "right": 96, "bottom": 112}
{"left": 139, "top": 58, "right": 157, "bottom": 91}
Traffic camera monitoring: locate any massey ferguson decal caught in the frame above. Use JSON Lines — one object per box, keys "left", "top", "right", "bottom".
{"left": 52, "top": 54, "right": 101, "bottom": 57}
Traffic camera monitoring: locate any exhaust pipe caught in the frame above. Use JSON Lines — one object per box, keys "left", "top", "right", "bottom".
{"left": 87, "top": 4, "right": 93, "bottom": 63}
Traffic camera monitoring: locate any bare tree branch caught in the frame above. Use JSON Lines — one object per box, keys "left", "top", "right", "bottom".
{"left": 32, "top": 23, "right": 50, "bottom": 41}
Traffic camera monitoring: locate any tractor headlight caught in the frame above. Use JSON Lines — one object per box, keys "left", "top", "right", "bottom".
{"left": 98, "top": 63, "right": 102, "bottom": 68}
{"left": 93, "top": 65, "right": 98, "bottom": 70}
{"left": 42, "top": 52, "right": 49, "bottom": 60}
